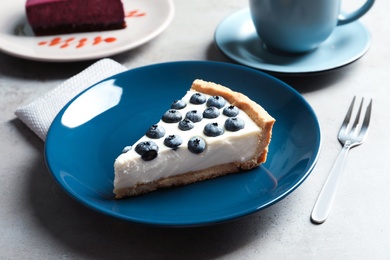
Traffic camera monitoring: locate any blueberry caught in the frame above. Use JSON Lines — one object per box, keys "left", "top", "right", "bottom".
{"left": 135, "top": 141, "right": 159, "bottom": 161}
{"left": 188, "top": 136, "right": 206, "bottom": 154}
{"left": 178, "top": 118, "right": 194, "bottom": 131}
{"left": 223, "top": 105, "right": 239, "bottom": 117}
{"left": 145, "top": 124, "right": 165, "bottom": 139}
{"left": 185, "top": 110, "right": 203, "bottom": 123}
{"left": 207, "top": 96, "right": 226, "bottom": 109}
{"left": 203, "top": 107, "right": 220, "bottom": 119}
{"left": 164, "top": 135, "right": 183, "bottom": 150}
{"left": 225, "top": 117, "right": 245, "bottom": 131}
{"left": 170, "top": 99, "right": 187, "bottom": 109}
{"left": 203, "top": 122, "right": 224, "bottom": 137}
{"left": 121, "top": 146, "right": 132, "bottom": 153}
{"left": 190, "top": 92, "right": 206, "bottom": 104}
{"left": 162, "top": 109, "right": 182, "bottom": 123}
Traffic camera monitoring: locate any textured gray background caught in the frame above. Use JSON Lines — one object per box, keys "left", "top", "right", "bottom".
{"left": 1, "top": 0, "right": 388, "bottom": 259}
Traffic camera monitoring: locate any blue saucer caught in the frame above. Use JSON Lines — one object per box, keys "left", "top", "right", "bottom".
{"left": 215, "top": 9, "right": 371, "bottom": 74}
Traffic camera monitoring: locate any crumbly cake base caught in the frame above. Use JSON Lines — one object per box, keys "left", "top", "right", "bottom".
{"left": 114, "top": 79, "right": 275, "bottom": 199}
{"left": 31, "top": 22, "right": 126, "bottom": 36}
{"left": 115, "top": 162, "right": 241, "bottom": 198}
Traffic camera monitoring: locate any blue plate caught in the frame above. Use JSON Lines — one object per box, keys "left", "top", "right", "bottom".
{"left": 215, "top": 9, "right": 371, "bottom": 74}
{"left": 45, "top": 61, "right": 321, "bottom": 227}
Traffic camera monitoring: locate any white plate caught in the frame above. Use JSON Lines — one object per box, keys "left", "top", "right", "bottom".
{"left": 0, "top": 0, "right": 174, "bottom": 62}
{"left": 215, "top": 9, "right": 371, "bottom": 74}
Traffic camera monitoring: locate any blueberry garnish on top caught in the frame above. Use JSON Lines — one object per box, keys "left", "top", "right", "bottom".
{"left": 145, "top": 124, "right": 165, "bottom": 139}
{"left": 189, "top": 92, "right": 206, "bottom": 104}
{"left": 203, "top": 107, "right": 220, "bottom": 119}
{"left": 170, "top": 99, "right": 187, "bottom": 110}
{"left": 164, "top": 135, "right": 183, "bottom": 150}
{"left": 188, "top": 136, "right": 206, "bottom": 154}
{"left": 185, "top": 110, "right": 203, "bottom": 123}
{"left": 223, "top": 105, "right": 239, "bottom": 117}
{"left": 135, "top": 141, "right": 159, "bottom": 161}
{"left": 162, "top": 109, "right": 182, "bottom": 123}
{"left": 207, "top": 95, "right": 226, "bottom": 109}
{"left": 178, "top": 118, "right": 195, "bottom": 131}
{"left": 225, "top": 117, "right": 245, "bottom": 131}
{"left": 204, "top": 122, "right": 224, "bottom": 137}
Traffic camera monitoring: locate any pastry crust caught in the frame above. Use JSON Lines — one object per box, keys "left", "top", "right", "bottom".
{"left": 114, "top": 79, "right": 275, "bottom": 198}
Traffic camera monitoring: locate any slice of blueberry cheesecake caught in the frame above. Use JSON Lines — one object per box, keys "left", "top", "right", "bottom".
{"left": 113, "top": 79, "right": 275, "bottom": 199}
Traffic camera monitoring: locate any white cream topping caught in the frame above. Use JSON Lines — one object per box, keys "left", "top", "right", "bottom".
{"left": 114, "top": 90, "right": 262, "bottom": 190}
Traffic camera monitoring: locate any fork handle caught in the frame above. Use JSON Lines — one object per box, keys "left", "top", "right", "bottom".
{"left": 311, "top": 144, "right": 351, "bottom": 224}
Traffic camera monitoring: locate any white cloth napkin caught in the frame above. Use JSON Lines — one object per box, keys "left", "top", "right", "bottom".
{"left": 15, "top": 58, "right": 127, "bottom": 141}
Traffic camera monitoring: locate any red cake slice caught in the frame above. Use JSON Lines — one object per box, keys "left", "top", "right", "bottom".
{"left": 26, "top": 0, "right": 126, "bottom": 36}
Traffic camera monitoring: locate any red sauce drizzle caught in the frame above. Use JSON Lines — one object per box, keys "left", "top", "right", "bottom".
{"left": 93, "top": 36, "right": 102, "bottom": 45}
{"left": 126, "top": 10, "right": 146, "bottom": 17}
{"left": 104, "top": 37, "right": 116, "bottom": 43}
{"left": 36, "top": 9, "right": 145, "bottom": 49}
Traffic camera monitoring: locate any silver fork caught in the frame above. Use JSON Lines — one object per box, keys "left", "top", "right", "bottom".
{"left": 311, "top": 97, "right": 372, "bottom": 224}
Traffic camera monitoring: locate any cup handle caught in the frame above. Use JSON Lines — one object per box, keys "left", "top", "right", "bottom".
{"left": 337, "top": 0, "right": 375, "bottom": 25}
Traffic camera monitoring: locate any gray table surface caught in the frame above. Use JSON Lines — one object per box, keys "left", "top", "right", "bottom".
{"left": 1, "top": 0, "right": 389, "bottom": 259}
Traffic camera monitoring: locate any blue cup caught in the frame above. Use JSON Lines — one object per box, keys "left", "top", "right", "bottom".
{"left": 249, "top": 0, "right": 375, "bottom": 54}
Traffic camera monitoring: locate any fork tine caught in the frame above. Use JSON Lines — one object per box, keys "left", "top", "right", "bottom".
{"left": 350, "top": 98, "right": 364, "bottom": 134}
{"left": 340, "top": 96, "right": 356, "bottom": 133}
{"left": 358, "top": 99, "right": 372, "bottom": 138}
